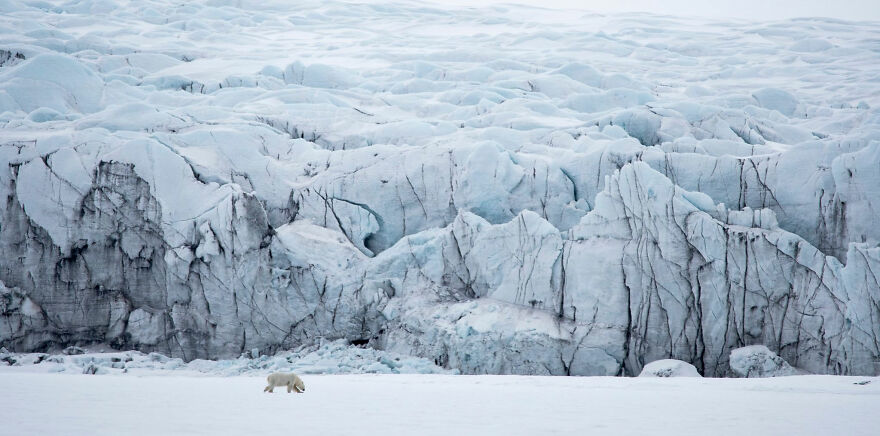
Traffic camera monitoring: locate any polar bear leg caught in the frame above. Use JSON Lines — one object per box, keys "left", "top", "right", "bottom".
{"left": 287, "top": 384, "right": 292, "bottom": 393}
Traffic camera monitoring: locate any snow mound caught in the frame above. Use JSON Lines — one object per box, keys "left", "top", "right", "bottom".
{"left": 789, "top": 39, "right": 834, "bottom": 53}
{"left": 0, "top": 54, "right": 104, "bottom": 113}
{"left": 729, "top": 345, "right": 797, "bottom": 378}
{"left": 752, "top": 88, "right": 801, "bottom": 117}
{"left": 639, "top": 359, "right": 702, "bottom": 378}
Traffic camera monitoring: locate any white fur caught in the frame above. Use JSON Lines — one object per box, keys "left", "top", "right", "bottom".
{"left": 264, "top": 372, "right": 306, "bottom": 393}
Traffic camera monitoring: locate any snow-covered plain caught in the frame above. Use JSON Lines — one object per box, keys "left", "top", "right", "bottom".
{"left": 1, "top": 2, "right": 880, "bottom": 432}
{"left": 2, "top": 346, "right": 876, "bottom": 434}
{"left": 1, "top": 372, "right": 878, "bottom": 436}
{"left": 1, "top": 0, "right": 879, "bottom": 378}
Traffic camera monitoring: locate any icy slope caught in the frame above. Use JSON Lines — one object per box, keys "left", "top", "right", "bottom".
{"left": 0, "top": 0, "right": 878, "bottom": 376}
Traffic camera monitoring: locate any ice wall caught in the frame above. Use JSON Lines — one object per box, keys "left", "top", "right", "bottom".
{"left": 1, "top": 0, "right": 878, "bottom": 376}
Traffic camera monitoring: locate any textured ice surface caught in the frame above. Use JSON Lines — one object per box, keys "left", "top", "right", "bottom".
{"left": 0, "top": 0, "right": 879, "bottom": 376}
{"left": 729, "top": 345, "right": 797, "bottom": 378}
{"left": 0, "top": 340, "right": 453, "bottom": 376}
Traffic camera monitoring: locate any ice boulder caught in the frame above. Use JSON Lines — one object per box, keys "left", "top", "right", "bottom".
{"left": 638, "top": 359, "right": 702, "bottom": 378}
{"left": 752, "top": 88, "right": 800, "bottom": 117}
{"left": 62, "top": 346, "right": 86, "bottom": 356}
{"left": 729, "top": 345, "right": 796, "bottom": 378}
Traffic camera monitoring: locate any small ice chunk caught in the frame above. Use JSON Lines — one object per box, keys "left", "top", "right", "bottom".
{"left": 62, "top": 346, "right": 85, "bottom": 356}
{"left": 639, "top": 359, "right": 702, "bottom": 377}
{"left": 20, "top": 297, "right": 42, "bottom": 317}
{"left": 729, "top": 345, "right": 796, "bottom": 378}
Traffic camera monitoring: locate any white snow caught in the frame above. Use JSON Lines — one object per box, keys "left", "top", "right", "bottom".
{"left": 0, "top": 372, "right": 877, "bottom": 436}
{"left": 0, "top": 341, "right": 454, "bottom": 376}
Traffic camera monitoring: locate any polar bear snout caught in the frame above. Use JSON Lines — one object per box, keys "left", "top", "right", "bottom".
{"left": 264, "top": 372, "right": 306, "bottom": 394}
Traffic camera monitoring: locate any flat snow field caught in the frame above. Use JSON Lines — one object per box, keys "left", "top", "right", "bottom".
{"left": 1, "top": 374, "right": 878, "bottom": 436}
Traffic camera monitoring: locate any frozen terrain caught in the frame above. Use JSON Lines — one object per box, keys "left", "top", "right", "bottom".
{"left": 1, "top": 0, "right": 879, "bottom": 376}
{"left": 1, "top": 372, "right": 878, "bottom": 436}
{"left": 0, "top": 342, "right": 455, "bottom": 376}
{"left": 2, "top": 347, "right": 876, "bottom": 434}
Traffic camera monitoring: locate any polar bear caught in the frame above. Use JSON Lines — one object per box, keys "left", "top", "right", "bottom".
{"left": 264, "top": 372, "right": 306, "bottom": 393}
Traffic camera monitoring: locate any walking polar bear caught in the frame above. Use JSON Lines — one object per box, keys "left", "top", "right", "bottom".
{"left": 264, "top": 372, "right": 306, "bottom": 393}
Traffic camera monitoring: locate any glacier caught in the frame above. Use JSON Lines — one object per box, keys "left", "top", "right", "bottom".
{"left": 0, "top": 0, "right": 878, "bottom": 377}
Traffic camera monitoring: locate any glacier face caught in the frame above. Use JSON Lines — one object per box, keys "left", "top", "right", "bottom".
{"left": 0, "top": 0, "right": 878, "bottom": 376}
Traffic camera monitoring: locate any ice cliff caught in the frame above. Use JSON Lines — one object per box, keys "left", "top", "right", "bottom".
{"left": 1, "top": 0, "right": 878, "bottom": 376}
